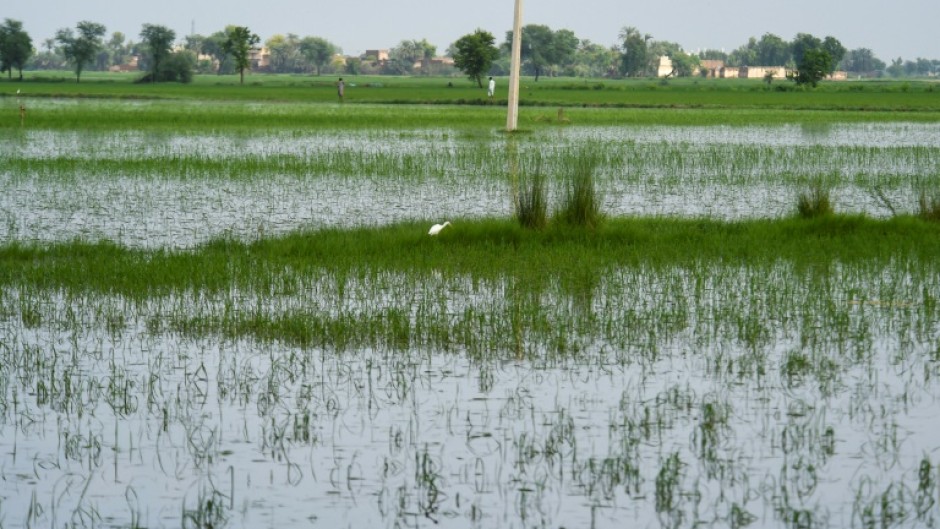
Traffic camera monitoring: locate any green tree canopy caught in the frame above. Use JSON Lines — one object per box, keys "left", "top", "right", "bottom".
{"left": 569, "top": 40, "right": 618, "bottom": 78}
{"left": 790, "top": 33, "right": 822, "bottom": 67}
{"left": 222, "top": 26, "right": 260, "bottom": 84}
{"left": 452, "top": 29, "right": 500, "bottom": 87}
{"left": 106, "top": 32, "right": 131, "bottom": 68}
{"left": 201, "top": 31, "right": 232, "bottom": 74}
{"left": 727, "top": 37, "right": 758, "bottom": 67}
{"left": 0, "top": 18, "right": 33, "bottom": 80}
{"left": 388, "top": 39, "right": 435, "bottom": 75}
{"left": 839, "top": 48, "right": 885, "bottom": 75}
{"left": 822, "top": 36, "right": 846, "bottom": 73}
{"left": 505, "top": 24, "right": 579, "bottom": 81}
{"left": 755, "top": 33, "right": 790, "bottom": 66}
{"left": 266, "top": 33, "right": 304, "bottom": 73}
{"left": 795, "top": 48, "right": 833, "bottom": 87}
{"left": 139, "top": 24, "right": 176, "bottom": 83}
{"left": 618, "top": 26, "right": 650, "bottom": 77}
{"left": 55, "top": 20, "right": 106, "bottom": 83}
{"left": 669, "top": 50, "right": 701, "bottom": 77}
{"left": 299, "top": 36, "right": 338, "bottom": 76}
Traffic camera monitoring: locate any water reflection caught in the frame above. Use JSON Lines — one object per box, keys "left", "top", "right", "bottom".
{"left": 1, "top": 262, "right": 938, "bottom": 527}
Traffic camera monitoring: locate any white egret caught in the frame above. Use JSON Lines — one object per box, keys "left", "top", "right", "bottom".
{"left": 428, "top": 221, "right": 451, "bottom": 236}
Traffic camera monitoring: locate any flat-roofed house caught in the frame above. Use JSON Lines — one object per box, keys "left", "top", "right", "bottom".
{"left": 739, "top": 66, "right": 788, "bottom": 80}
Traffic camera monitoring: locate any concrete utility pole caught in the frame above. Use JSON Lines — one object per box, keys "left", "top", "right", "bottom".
{"left": 506, "top": 0, "right": 524, "bottom": 131}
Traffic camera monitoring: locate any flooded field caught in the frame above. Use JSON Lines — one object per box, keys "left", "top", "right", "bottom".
{"left": 2, "top": 108, "right": 940, "bottom": 528}
{"left": 2, "top": 123, "right": 939, "bottom": 248}
{"left": 2, "top": 261, "right": 939, "bottom": 528}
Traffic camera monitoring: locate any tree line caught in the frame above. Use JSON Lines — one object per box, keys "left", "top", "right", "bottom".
{"left": 3, "top": 17, "right": 939, "bottom": 85}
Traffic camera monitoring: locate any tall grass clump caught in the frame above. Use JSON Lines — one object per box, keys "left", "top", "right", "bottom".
{"left": 918, "top": 191, "right": 940, "bottom": 222}
{"left": 796, "top": 183, "right": 834, "bottom": 218}
{"left": 555, "top": 147, "right": 603, "bottom": 229}
{"left": 514, "top": 157, "right": 548, "bottom": 230}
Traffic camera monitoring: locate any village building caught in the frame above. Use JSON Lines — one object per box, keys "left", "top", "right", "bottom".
{"left": 739, "top": 65, "right": 789, "bottom": 80}
{"left": 249, "top": 47, "right": 270, "bottom": 70}
{"left": 362, "top": 49, "right": 390, "bottom": 62}
{"left": 656, "top": 56, "right": 674, "bottom": 77}
{"left": 697, "top": 60, "right": 724, "bottom": 78}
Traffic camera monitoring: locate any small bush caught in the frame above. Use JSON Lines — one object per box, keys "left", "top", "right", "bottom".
{"left": 797, "top": 185, "right": 834, "bottom": 218}
{"left": 919, "top": 192, "right": 940, "bottom": 222}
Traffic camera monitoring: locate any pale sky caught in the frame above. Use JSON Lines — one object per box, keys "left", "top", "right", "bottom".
{"left": 6, "top": 0, "right": 938, "bottom": 62}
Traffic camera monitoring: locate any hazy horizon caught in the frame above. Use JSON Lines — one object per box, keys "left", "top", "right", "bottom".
{"left": 5, "top": 0, "right": 939, "bottom": 64}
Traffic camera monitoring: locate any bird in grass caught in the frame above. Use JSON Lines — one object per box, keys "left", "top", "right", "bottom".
{"left": 428, "top": 221, "right": 451, "bottom": 236}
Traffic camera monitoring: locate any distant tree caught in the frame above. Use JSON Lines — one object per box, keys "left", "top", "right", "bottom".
{"left": 504, "top": 24, "right": 554, "bottom": 81}
{"left": 417, "top": 39, "right": 437, "bottom": 75}
{"left": 618, "top": 26, "right": 650, "bottom": 77}
{"left": 0, "top": 18, "right": 33, "bottom": 80}
{"left": 266, "top": 33, "right": 304, "bottom": 73}
{"left": 913, "top": 57, "right": 936, "bottom": 76}
{"left": 106, "top": 32, "right": 131, "bottom": 68}
{"left": 56, "top": 20, "right": 106, "bottom": 83}
{"left": 794, "top": 48, "right": 832, "bottom": 87}
{"left": 31, "top": 38, "right": 65, "bottom": 70}
{"left": 139, "top": 24, "right": 175, "bottom": 83}
{"left": 669, "top": 50, "right": 700, "bottom": 77}
{"left": 184, "top": 34, "right": 205, "bottom": 54}
{"left": 569, "top": 40, "right": 618, "bottom": 77}
{"left": 699, "top": 49, "right": 728, "bottom": 61}
{"left": 202, "top": 31, "right": 231, "bottom": 74}
{"left": 344, "top": 56, "right": 361, "bottom": 75}
{"left": 886, "top": 57, "right": 904, "bottom": 78}
{"left": 387, "top": 39, "right": 434, "bottom": 75}
{"left": 790, "top": 33, "right": 822, "bottom": 67}
{"left": 163, "top": 50, "right": 195, "bottom": 82}
{"left": 452, "top": 29, "right": 500, "bottom": 87}
{"left": 821, "top": 36, "right": 846, "bottom": 73}
{"left": 755, "top": 33, "right": 790, "bottom": 66}
{"left": 299, "top": 36, "right": 338, "bottom": 76}
{"left": 646, "top": 39, "right": 698, "bottom": 77}
{"left": 727, "top": 37, "right": 758, "bottom": 67}
{"left": 550, "top": 29, "right": 579, "bottom": 75}
{"left": 839, "top": 48, "right": 885, "bottom": 75}
{"left": 222, "top": 26, "right": 259, "bottom": 84}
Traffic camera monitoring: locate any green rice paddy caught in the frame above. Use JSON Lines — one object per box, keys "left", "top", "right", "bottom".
{"left": 1, "top": 74, "right": 939, "bottom": 528}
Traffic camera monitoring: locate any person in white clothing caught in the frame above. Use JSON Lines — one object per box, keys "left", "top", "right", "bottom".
{"left": 487, "top": 77, "right": 495, "bottom": 100}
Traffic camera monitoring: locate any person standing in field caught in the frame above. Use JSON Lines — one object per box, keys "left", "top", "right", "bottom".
{"left": 337, "top": 78, "right": 345, "bottom": 102}
{"left": 487, "top": 76, "right": 495, "bottom": 100}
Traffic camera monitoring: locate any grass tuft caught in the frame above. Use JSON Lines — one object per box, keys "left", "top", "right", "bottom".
{"left": 918, "top": 191, "right": 940, "bottom": 222}
{"left": 797, "top": 184, "right": 834, "bottom": 218}
{"left": 514, "top": 159, "right": 548, "bottom": 230}
{"left": 555, "top": 148, "right": 603, "bottom": 229}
